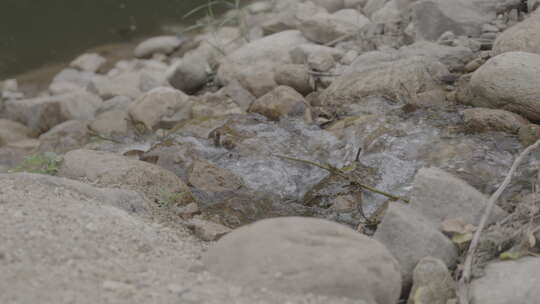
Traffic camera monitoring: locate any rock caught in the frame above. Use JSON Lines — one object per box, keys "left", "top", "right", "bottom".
{"left": 190, "top": 27, "right": 246, "bottom": 67}
{"left": 345, "top": 0, "right": 367, "bottom": 9}
{"left": 38, "top": 120, "right": 90, "bottom": 153}
{"left": 89, "top": 110, "right": 130, "bottom": 137}
{"left": 134, "top": 35, "right": 184, "bottom": 58}
{"left": 399, "top": 41, "right": 474, "bottom": 72}
{"left": 290, "top": 44, "right": 344, "bottom": 64}
{"left": 407, "top": 257, "right": 456, "bottom": 304}
{"left": 274, "top": 64, "right": 313, "bottom": 96}
{"left": 463, "top": 108, "right": 529, "bottom": 134}
{"left": 364, "top": 0, "right": 390, "bottom": 17}
{"left": 411, "top": 0, "right": 498, "bottom": 41}
{"left": 519, "top": 123, "right": 540, "bottom": 146}
{"left": 471, "top": 257, "right": 540, "bottom": 304}
{"left": 217, "top": 30, "right": 308, "bottom": 97}
{"left": 49, "top": 68, "right": 95, "bottom": 94}
{"left": 468, "top": 52, "right": 540, "bottom": 121}
{"left": 96, "top": 96, "right": 133, "bottom": 115}
{"left": 322, "top": 55, "right": 448, "bottom": 107}
{"left": 166, "top": 54, "right": 210, "bottom": 94}
{"left": 70, "top": 53, "right": 106, "bottom": 72}
{"left": 5, "top": 91, "right": 102, "bottom": 134}
{"left": 58, "top": 149, "right": 192, "bottom": 202}
{"left": 187, "top": 218, "right": 232, "bottom": 241}
{"left": 128, "top": 87, "right": 192, "bottom": 131}
{"left": 299, "top": 10, "right": 370, "bottom": 44}
{"left": 249, "top": 86, "right": 307, "bottom": 121}
{"left": 221, "top": 80, "right": 256, "bottom": 111}
{"left": 307, "top": 52, "right": 335, "bottom": 72}
{"left": 0, "top": 119, "right": 33, "bottom": 146}
{"left": 261, "top": 2, "right": 326, "bottom": 35}
{"left": 204, "top": 217, "right": 402, "bottom": 303}
{"left": 410, "top": 167, "right": 506, "bottom": 226}
{"left": 493, "top": 10, "right": 540, "bottom": 55}
{"left": 374, "top": 203, "right": 458, "bottom": 287}
{"left": 191, "top": 90, "right": 244, "bottom": 119}
{"left": 310, "top": 0, "right": 345, "bottom": 12}
{"left": 531, "top": 0, "right": 540, "bottom": 12}
{"left": 188, "top": 160, "right": 243, "bottom": 193}
{"left": 89, "top": 73, "right": 143, "bottom": 100}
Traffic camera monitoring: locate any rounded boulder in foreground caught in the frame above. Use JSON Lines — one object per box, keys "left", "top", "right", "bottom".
{"left": 203, "top": 217, "right": 402, "bottom": 304}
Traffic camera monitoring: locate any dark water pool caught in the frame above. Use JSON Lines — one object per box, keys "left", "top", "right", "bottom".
{"left": 0, "top": 0, "right": 231, "bottom": 78}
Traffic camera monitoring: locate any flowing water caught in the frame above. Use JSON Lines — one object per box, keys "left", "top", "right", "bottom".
{"left": 0, "top": 0, "right": 227, "bottom": 78}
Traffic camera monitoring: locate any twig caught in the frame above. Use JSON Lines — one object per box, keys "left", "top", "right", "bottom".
{"left": 274, "top": 154, "right": 409, "bottom": 203}
{"left": 457, "top": 139, "right": 540, "bottom": 304}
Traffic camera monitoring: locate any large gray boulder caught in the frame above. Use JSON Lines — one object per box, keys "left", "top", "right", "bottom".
{"left": 469, "top": 52, "right": 540, "bottom": 121}
{"left": 217, "top": 30, "right": 308, "bottom": 97}
{"left": 493, "top": 10, "right": 540, "bottom": 55}
{"left": 374, "top": 203, "right": 458, "bottom": 287}
{"left": 5, "top": 91, "right": 102, "bottom": 134}
{"left": 471, "top": 257, "right": 540, "bottom": 304}
{"left": 322, "top": 54, "right": 448, "bottom": 106}
{"left": 411, "top": 167, "right": 506, "bottom": 226}
{"left": 204, "top": 217, "right": 402, "bottom": 303}
{"left": 411, "top": 0, "right": 498, "bottom": 40}
{"left": 0, "top": 173, "right": 358, "bottom": 304}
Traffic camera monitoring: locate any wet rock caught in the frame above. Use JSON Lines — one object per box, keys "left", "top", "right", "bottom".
{"left": 411, "top": 167, "right": 506, "bottom": 226}
{"left": 463, "top": 108, "right": 529, "bottom": 134}
{"left": 134, "top": 35, "right": 184, "bottom": 58}
{"left": 274, "top": 65, "right": 313, "bottom": 96}
{"left": 58, "top": 149, "right": 192, "bottom": 203}
{"left": 299, "top": 10, "right": 370, "bottom": 44}
{"left": 322, "top": 55, "right": 448, "bottom": 107}
{"left": 149, "top": 115, "right": 345, "bottom": 199}
{"left": 166, "top": 53, "right": 210, "bottom": 94}
{"left": 249, "top": 86, "right": 308, "bottom": 121}
{"left": 49, "top": 68, "right": 95, "bottom": 95}
{"left": 89, "top": 110, "right": 130, "bottom": 137}
{"left": 204, "top": 217, "right": 402, "bottom": 303}
{"left": 519, "top": 123, "right": 540, "bottom": 146}
{"left": 290, "top": 44, "right": 344, "bottom": 64}
{"left": 493, "top": 10, "right": 540, "bottom": 55}
{"left": 374, "top": 203, "right": 458, "bottom": 287}
{"left": 407, "top": 257, "right": 456, "bottom": 304}
{"left": 70, "top": 53, "right": 106, "bottom": 73}
{"left": 128, "top": 87, "right": 192, "bottom": 131}
{"left": 5, "top": 91, "right": 102, "bottom": 134}
{"left": 188, "top": 159, "right": 243, "bottom": 193}
{"left": 187, "top": 218, "right": 232, "bottom": 241}
{"left": 469, "top": 52, "right": 540, "bottom": 121}
{"left": 411, "top": 0, "right": 498, "bottom": 40}
{"left": 38, "top": 120, "right": 90, "bottom": 153}
{"left": 217, "top": 30, "right": 308, "bottom": 97}
{"left": 471, "top": 257, "right": 540, "bottom": 304}
{"left": 0, "top": 119, "right": 33, "bottom": 147}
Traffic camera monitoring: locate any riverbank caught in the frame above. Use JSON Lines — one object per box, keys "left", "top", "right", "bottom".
{"left": 2, "top": 1, "right": 540, "bottom": 303}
